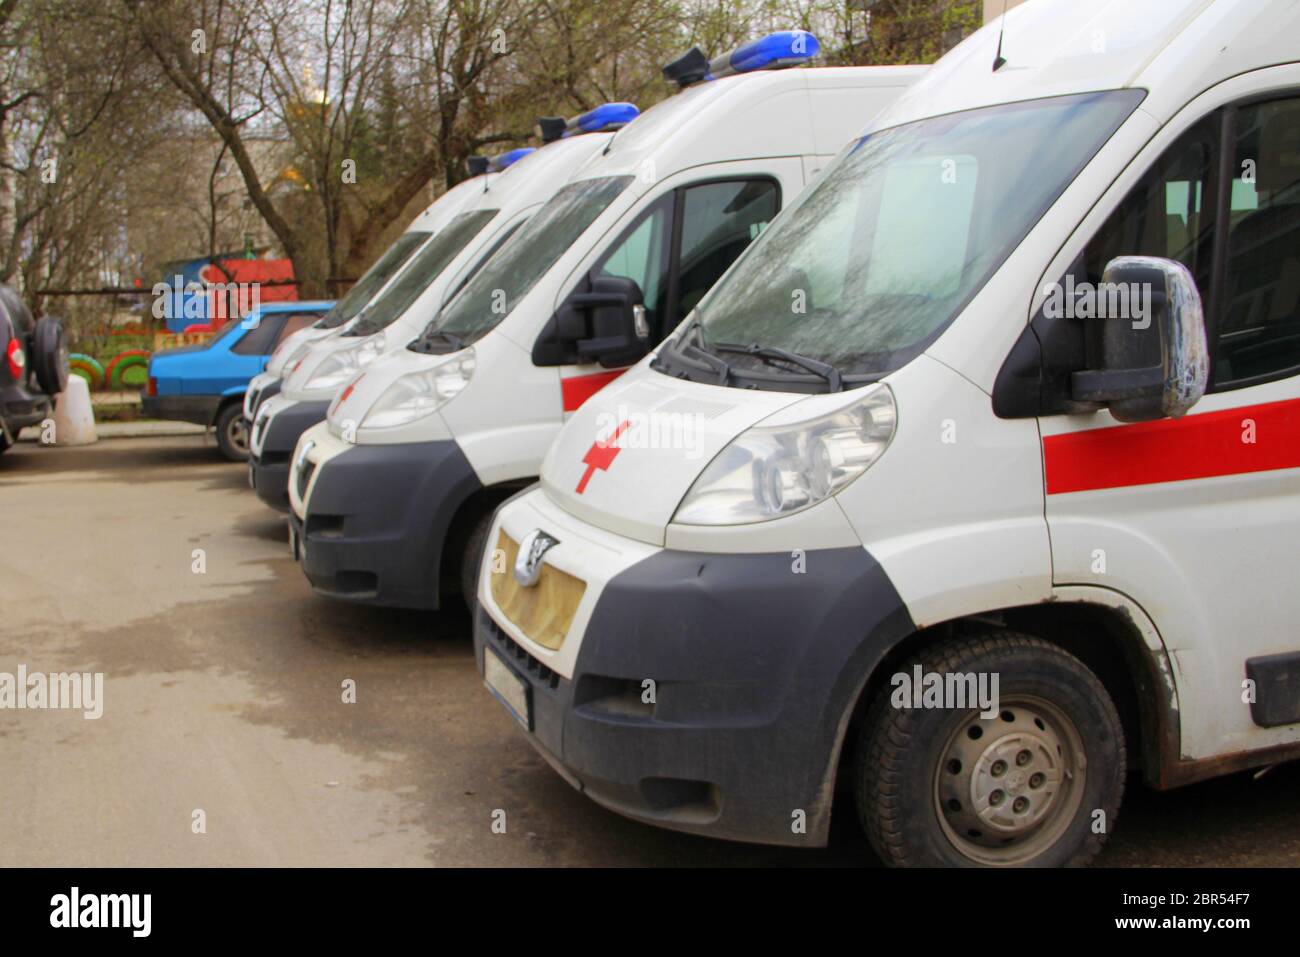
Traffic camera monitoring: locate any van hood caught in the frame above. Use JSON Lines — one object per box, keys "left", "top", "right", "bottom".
{"left": 539, "top": 364, "right": 804, "bottom": 546}
{"left": 267, "top": 325, "right": 333, "bottom": 374}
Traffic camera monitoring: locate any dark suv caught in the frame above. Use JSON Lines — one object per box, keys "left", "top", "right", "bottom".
{"left": 0, "top": 285, "right": 68, "bottom": 453}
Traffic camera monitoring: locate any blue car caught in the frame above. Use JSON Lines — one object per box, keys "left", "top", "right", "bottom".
{"left": 142, "top": 300, "right": 333, "bottom": 460}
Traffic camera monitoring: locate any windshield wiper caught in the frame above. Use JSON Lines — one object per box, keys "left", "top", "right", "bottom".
{"left": 712, "top": 342, "right": 844, "bottom": 392}
{"left": 650, "top": 317, "right": 732, "bottom": 385}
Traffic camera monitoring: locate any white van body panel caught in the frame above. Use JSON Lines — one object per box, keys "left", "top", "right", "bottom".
{"left": 834, "top": 355, "right": 1053, "bottom": 630}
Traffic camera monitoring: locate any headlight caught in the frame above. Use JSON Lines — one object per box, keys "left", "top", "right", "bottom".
{"left": 672, "top": 385, "right": 896, "bottom": 526}
{"left": 304, "top": 336, "right": 385, "bottom": 392}
{"left": 361, "top": 351, "right": 475, "bottom": 430}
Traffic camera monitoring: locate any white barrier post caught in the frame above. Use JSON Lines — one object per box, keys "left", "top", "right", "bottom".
{"left": 52, "top": 376, "right": 98, "bottom": 446}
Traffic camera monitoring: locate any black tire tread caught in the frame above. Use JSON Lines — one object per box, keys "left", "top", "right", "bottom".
{"left": 214, "top": 402, "right": 247, "bottom": 462}
{"left": 856, "top": 630, "right": 1125, "bottom": 868}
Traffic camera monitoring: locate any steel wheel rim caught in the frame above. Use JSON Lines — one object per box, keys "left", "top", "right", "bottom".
{"left": 228, "top": 416, "right": 250, "bottom": 454}
{"left": 932, "top": 694, "right": 1087, "bottom": 866}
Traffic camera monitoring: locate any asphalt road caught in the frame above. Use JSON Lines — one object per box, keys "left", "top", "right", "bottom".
{"left": 1, "top": 434, "right": 1297, "bottom": 867}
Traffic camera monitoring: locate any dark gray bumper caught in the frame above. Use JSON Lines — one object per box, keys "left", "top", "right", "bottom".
{"left": 244, "top": 378, "right": 281, "bottom": 423}
{"left": 291, "top": 439, "right": 482, "bottom": 609}
{"left": 249, "top": 399, "right": 329, "bottom": 510}
{"left": 474, "top": 545, "right": 914, "bottom": 847}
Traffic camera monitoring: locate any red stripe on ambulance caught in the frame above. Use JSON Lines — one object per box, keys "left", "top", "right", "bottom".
{"left": 1044, "top": 397, "right": 1300, "bottom": 494}
{"left": 561, "top": 369, "right": 625, "bottom": 412}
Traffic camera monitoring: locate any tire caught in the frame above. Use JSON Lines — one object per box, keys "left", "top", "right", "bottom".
{"left": 69, "top": 353, "right": 105, "bottom": 390}
{"left": 214, "top": 402, "right": 250, "bottom": 462}
{"left": 105, "top": 350, "right": 150, "bottom": 390}
{"left": 855, "top": 631, "right": 1125, "bottom": 868}
{"left": 460, "top": 510, "right": 495, "bottom": 612}
{"left": 32, "top": 316, "right": 69, "bottom": 395}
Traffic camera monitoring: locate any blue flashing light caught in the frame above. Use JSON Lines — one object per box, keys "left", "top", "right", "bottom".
{"left": 711, "top": 30, "right": 820, "bottom": 80}
{"left": 489, "top": 147, "right": 535, "bottom": 172}
{"left": 572, "top": 102, "right": 640, "bottom": 134}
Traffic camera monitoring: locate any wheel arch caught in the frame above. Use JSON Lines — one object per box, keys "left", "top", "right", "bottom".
{"left": 825, "top": 592, "right": 1180, "bottom": 831}
{"left": 437, "top": 477, "right": 535, "bottom": 599}
{"left": 211, "top": 392, "right": 244, "bottom": 426}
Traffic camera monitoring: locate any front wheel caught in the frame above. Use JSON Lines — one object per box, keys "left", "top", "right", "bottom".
{"left": 855, "top": 632, "right": 1125, "bottom": 867}
{"left": 215, "top": 402, "right": 250, "bottom": 462}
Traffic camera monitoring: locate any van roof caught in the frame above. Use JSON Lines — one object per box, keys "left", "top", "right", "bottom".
{"left": 571, "top": 64, "right": 925, "bottom": 183}
{"left": 876, "top": 0, "right": 1299, "bottom": 131}
{"left": 455, "top": 131, "right": 614, "bottom": 213}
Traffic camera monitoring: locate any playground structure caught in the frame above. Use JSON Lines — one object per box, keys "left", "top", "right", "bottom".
{"left": 71, "top": 328, "right": 219, "bottom": 391}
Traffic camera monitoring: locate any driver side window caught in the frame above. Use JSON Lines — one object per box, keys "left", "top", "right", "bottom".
{"left": 1083, "top": 94, "right": 1300, "bottom": 390}
{"left": 592, "top": 195, "right": 672, "bottom": 340}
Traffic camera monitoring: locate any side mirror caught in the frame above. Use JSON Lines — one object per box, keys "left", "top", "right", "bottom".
{"left": 534, "top": 275, "right": 648, "bottom": 368}
{"left": 1070, "top": 256, "right": 1209, "bottom": 422}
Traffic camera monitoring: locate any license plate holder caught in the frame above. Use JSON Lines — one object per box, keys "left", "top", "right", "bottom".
{"left": 484, "top": 648, "right": 531, "bottom": 731}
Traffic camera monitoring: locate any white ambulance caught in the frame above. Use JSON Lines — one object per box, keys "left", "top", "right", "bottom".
{"left": 286, "top": 33, "right": 922, "bottom": 611}
{"left": 248, "top": 115, "right": 630, "bottom": 509}
{"left": 242, "top": 198, "right": 448, "bottom": 424}
{"left": 475, "top": 0, "right": 1300, "bottom": 867}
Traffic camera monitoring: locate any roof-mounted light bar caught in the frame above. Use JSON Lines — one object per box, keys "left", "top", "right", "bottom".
{"left": 662, "top": 30, "right": 820, "bottom": 89}
{"left": 466, "top": 155, "right": 490, "bottom": 177}
{"left": 535, "top": 102, "right": 640, "bottom": 144}
{"left": 488, "top": 147, "right": 535, "bottom": 172}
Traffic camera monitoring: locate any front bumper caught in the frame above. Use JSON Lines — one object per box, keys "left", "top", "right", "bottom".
{"left": 249, "top": 399, "right": 329, "bottom": 510}
{"left": 474, "top": 495, "right": 915, "bottom": 847}
{"left": 140, "top": 393, "right": 219, "bottom": 427}
{"left": 243, "top": 374, "right": 280, "bottom": 422}
{"left": 289, "top": 435, "right": 482, "bottom": 608}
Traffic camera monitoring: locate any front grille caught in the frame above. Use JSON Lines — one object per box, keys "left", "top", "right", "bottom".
{"left": 296, "top": 459, "right": 316, "bottom": 501}
{"left": 484, "top": 614, "right": 561, "bottom": 691}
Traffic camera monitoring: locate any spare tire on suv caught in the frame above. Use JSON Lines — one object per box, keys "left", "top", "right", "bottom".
{"left": 31, "top": 315, "right": 69, "bottom": 394}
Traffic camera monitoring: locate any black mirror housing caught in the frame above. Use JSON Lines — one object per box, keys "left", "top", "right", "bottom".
{"left": 532, "top": 276, "right": 648, "bottom": 368}
{"left": 1069, "top": 256, "right": 1209, "bottom": 422}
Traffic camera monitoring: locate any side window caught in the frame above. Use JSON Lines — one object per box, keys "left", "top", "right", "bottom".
{"left": 1215, "top": 96, "right": 1300, "bottom": 386}
{"left": 231, "top": 315, "right": 285, "bottom": 355}
{"left": 1083, "top": 114, "right": 1220, "bottom": 299}
{"left": 272, "top": 314, "right": 322, "bottom": 348}
{"left": 1082, "top": 96, "right": 1300, "bottom": 390}
{"left": 674, "top": 179, "right": 779, "bottom": 320}
{"left": 592, "top": 194, "right": 672, "bottom": 338}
